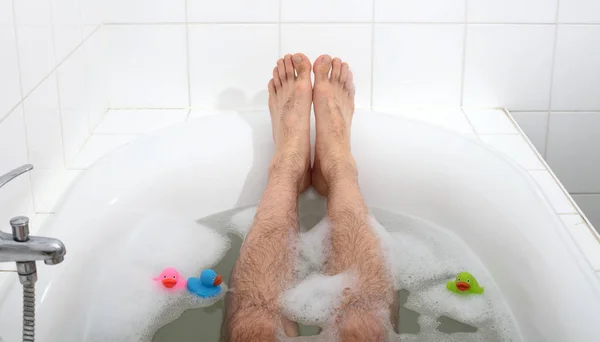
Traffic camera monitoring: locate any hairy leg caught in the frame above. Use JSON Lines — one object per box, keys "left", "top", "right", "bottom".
{"left": 222, "top": 53, "right": 312, "bottom": 342}
{"left": 312, "top": 55, "right": 395, "bottom": 341}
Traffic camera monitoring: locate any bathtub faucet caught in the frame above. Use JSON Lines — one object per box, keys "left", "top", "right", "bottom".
{"left": 0, "top": 164, "right": 67, "bottom": 286}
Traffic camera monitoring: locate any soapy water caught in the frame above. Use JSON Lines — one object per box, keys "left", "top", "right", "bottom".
{"left": 81, "top": 192, "right": 521, "bottom": 341}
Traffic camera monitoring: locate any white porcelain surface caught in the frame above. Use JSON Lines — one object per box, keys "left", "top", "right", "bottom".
{"left": 374, "top": 107, "right": 474, "bottom": 134}
{"left": 282, "top": 0, "right": 372, "bottom": 22}
{"left": 573, "top": 195, "right": 600, "bottom": 233}
{"left": 546, "top": 112, "right": 600, "bottom": 193}
{"left": 22, "top": 74, "right": 64, "bottom": 169}
{"left": 58, "top": 47, "right": 90, "bottom": 165}
{"left": 13, "top": 0, "right": 56, "bottom": 96}
{"left": 31, "top": 169, "right": 80, "bottom": 213}
{"left": 511, "top": 112, "right": 549, "bottom": 156}
{"left": 107, "top": 25, "right": 188, "bottom": 108}
{"left": 559, "top": 0, "right": 600, "bottom": 23}
{"left": 560, "top": 214, "right": 600, "bottom": 269}
{"left": 188, "top": 24, "right": 278, "bottom": 109}
{"left": 105, "top": 0, "right": 185, "bottom": 23}
{"left": 84, "top": 27, "right": 108, "bottom": 131}
{"left": 529, "top": 170, "right": 577, "bottom": 214}
{"left": 0, "top": 0, "right": 21, "bottom": 118}
{"left": 69, "top": 134, "right": 138, "bottom": 169}
{"left": 188, "top": 0, "right": 278, "bottom": 22}
{"left": 95, "top": 109, "right": 189, "bottom": 134}
{"left": 463, "top": 109, "right": 518, "bottom": 134}
{"left": 373, "top": 24, "right": 464, "bottom": 107}
{"left": 551, "top": 25, "right": 600, "bottom": 111}
{"left": 463, "top": 25, "right": 555, "bottom": 110}
{"left": 467, "top": 0, "right": 558, "bottom": 23}
{"left": 51, "top": 0, "right": 83, "bottom": 62}
{"left": 281, "top": 24, "right": 372, "bottom": 108}
{"left": 480, "top": 135, "right": 545, "bottom": 170}
{"left": 0, "top": 106, "right": 34, "bottom": 227}
{"left": 1, "top": 113, "right": 599, "bottom": 342}
{"left": 375, "top": 0, "right": 465, "bottom": 22}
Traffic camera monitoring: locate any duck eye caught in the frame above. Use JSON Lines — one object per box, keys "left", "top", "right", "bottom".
{"left": 457, "top": 278, "right": 461, "bottom": 282}
{"left": 163, "top": 275, "right": 167, "bottom": 279}
{"left": 467, "top": 279, "right": 470, "bottom": 283}
{"left": 173, "top": 276, "right": 176, "bottom": 279}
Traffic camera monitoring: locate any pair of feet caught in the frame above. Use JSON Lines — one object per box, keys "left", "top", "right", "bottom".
{"left": 267, "top": 53, "right": 356, "bottom": 196}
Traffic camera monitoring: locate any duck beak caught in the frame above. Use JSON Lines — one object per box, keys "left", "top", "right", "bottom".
{"left": 456, "top": 281, "right": 470, "bottom": 292}
{"left": 213, "top": 275, "right": 222, "bottom": 286}
{"left": 162, "top": 278, "right": 177, "bottom": 288}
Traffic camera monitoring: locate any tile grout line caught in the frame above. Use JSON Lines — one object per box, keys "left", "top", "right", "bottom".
{"left": 543, "top": 2, "right": 561, "bottom": 160}
{"left": 369, "top": 0, "right": 376, "bottom": 108}
{"left": 459, "top": 0, "right": 468, "bottom": 106}
{"left": 101, "top": 21, "right": 600, "bottom": 26}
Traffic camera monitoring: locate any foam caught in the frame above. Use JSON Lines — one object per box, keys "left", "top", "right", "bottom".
{"left": 297, "top": 217, "right": 330, "bottom": 276}
{"left": 84, "top": 212, "right": 230, "bottom": 341}
{"left": 281, "top": 272, "right": 356, "bottom": 327}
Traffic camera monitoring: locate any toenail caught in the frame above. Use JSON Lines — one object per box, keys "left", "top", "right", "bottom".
{"left": 293, "top": 54, "right": 302, "bottom": 63}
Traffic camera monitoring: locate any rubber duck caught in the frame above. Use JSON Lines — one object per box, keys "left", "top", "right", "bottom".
{"left": 153, "top": 267, "right": 187, "bottom": 291}
{"left": 187, "top": 269, "right": 223, "bottom": 298}
{"left": 447, "top": 272, "right": 484, "bottom": 295}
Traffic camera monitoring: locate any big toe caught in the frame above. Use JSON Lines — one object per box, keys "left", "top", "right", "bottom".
{"left": 292, "top": 53, "right": 311, "bottom": 80}
{"left": 313, "top": 54, "right": 332, "bottom": 83}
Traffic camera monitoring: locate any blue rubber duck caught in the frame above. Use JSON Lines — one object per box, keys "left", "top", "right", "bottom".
{"left": 187, "top": 269, "right": 223, "bottom": 298}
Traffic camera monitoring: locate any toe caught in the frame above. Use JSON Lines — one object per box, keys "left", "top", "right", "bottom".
{"left": 284, "top": 54, "right": 295, "bottom": 81}
{"left": 344, "top": 70, "right": 355, "bottom": 97}
{"left": 273, "top": 67, "right": 281, "bottom": 89}
{"left": 277, "top": 58, "right": 286, "bottom": 84}
{"left": 339, "top": 62, "right": 349, "bottom": 84}
{"left": 292, "top": 53, "right": 311, "bottom": 80}
{"left": 313, "top": 54, "right": 332, "bottom": 82}
{"left": 268, "top": 78, "right": 276, "bottom": 95}
{"left": 330, "top": 58, "right": 342, "bottom": 82}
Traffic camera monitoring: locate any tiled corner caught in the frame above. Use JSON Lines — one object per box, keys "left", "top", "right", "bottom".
{"left": 13, "top": 0, "right": 56, "bottom": 96}
{"left": 373, "top": 24, "right": 464, "bottom": 107}
{"left": 51, "top": 0, "right": 83, "bottom": 63}
{"left": 68, "top": 134, "right": 138, "bottom": 169}
{"left": 479, "top": 135, "right": 545, "bottom": 170}
{"left": 467, "top": 0, "right": 558, "bottom": 23}
{"left": 281, "top": 24, "right": 372, "bottom": 108}
{"left": 22, "top": 73, "right": 64, "bottom": 169}
{"left": 529, "top": 170, "right": 577, "bottom": 214}
{"left": 463, "top": 25, "right": 555, "bottom": 110}
{"left": 375, "top": 0, "right": 465, "bottom": 22}
{"left": 463, "top": 109, "right": 518, "bottom": 134}
{"left": 94, "top": 109, "right": 188, "bottom": 134}
{"left": 188, "top": 0, "right": 278, "bottom": 22}
{"left": 281, "top": 0, "right": 372, "bottom": 22}
{"left": 551, "top": 25, "right": 600, "bottom": 111}
{"left": 31, "top": 169, "right": 80, "bottom": 213}
{"left": 546, "top": 112, "right": 600, "bottom": 194}
{"left": 510, "top": 112, "right": 549, "bottom": 156}
{"left": 106, "top": 25, "right": 188, "bottom": 108}
{"left": 0, "top": 0, "right": 21, "bottom": 119}
{"left": 105, "top": 0, "right": 185, "bottom": 23}
{"left": 560, "top": 214, "right": 600, "bottom": 270}
{"left": 188, "top": 24, "right": 278, "bottom": 109}
{"left": 558, "top": 0, "right": 600, "bottom": 23}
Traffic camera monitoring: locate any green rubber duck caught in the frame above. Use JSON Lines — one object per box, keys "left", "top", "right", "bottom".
{"left": 447, "top": 272, "right": 484, "bottom": 295}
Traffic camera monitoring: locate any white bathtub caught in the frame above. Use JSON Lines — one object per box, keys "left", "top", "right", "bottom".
{"left": 0, "top": 111, "right": 599, "bottom": 341}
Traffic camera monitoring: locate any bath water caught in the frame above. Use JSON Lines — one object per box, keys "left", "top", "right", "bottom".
{"left": 149, "top": 191, "right": 522, "bottom": 342}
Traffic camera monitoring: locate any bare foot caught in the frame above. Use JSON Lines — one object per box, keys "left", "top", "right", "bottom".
{"left": 268, "top": 53, "right": 313, "bottom": 192}
{"left": 311, "top": 55, "right": 356, "bottom": 196}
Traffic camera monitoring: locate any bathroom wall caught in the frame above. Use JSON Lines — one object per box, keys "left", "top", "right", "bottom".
{"left": 0, "top": 0, "right": 106, "bottom": 225}
{"left": 1, "top": 0, "right": 600, "bottom": 227}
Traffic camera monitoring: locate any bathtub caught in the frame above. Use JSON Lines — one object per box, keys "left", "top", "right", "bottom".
{"left": 0, "top": 110, "right": 599, "bottom": 341}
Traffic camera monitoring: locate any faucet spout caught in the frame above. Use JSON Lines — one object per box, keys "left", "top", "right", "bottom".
{"left": 0, "top": 231, "right": 66, "bottom": 264}
{"left": 0, "top": 164, "right": 33, "bottom": 189}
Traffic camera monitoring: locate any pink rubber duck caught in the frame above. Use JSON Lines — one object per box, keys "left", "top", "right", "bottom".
{"left": 153, "top": 267, "right": 187, "bottom": 291}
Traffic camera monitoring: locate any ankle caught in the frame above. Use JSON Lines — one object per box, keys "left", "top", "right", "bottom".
{"left": 268, "top": 150, "right": 309, "bottom": 186}
{"left": 320, "top": 152, "right": 358, "bottom": 187}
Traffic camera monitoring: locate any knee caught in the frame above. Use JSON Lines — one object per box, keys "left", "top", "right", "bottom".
{"left": 225, "top": 309, "right": 277, "bottom": 342}
{"left": 338, "top": 310, "right": 387, "bottom": 342}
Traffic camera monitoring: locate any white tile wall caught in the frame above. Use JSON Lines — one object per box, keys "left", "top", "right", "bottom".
{"left": 281, "top": 24, "right": 372, "bottom": 108}
{"left": 511, "top": 112, "right": 549, "bottom": 156}
{"left": 559, "top": 0, "right": 600, "bottom": 23}
{"left": 80, "top": 0, "right": 104, "bottom": 36}
{"left": 105, "top": 0, "right": 185, "bottom": 23}
{"left": 551, "top": 25, "right": 600, "bottom": 111}
{"left": 373, "top": 24, "right": 464, "bottom": 107}
{"left": 464, "top": 109, "right": 518, "bottom": 134}
{"left": 546, "top": 112, "right": 600, "bottom": 194}
{"left": 51, "top": 0, "right": 83, "bottom": 62}
{"left": 463, "top": 25, "right": 555, "bottom": 110}
{"left": 84, "top": 26, "right": 108, "bottom": 130}
{"left": 375, "top": 0, "right": 465, "bottom": 22}
{"left": 282, "top": 0, "right": 372, "bottom": 22}
{"left": 0, "top": 0, "right": 21, "bottom": 119}
{"left": 467, "top": 0, "right": 558, "bottom": 23}
{"left": 573, "top": 195, "right": 600, "bottom": 232}
{"left": 188, "top": 24, "right": 278, "bottom": 109}
{"left": 190, "top": 0, "right": 278, "bottom": 22}
{"left": 106, "top": 25, "right": 188, "bottom": 108}
{"left": 479, "top": 135, "right": 545, "bottom": 170}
